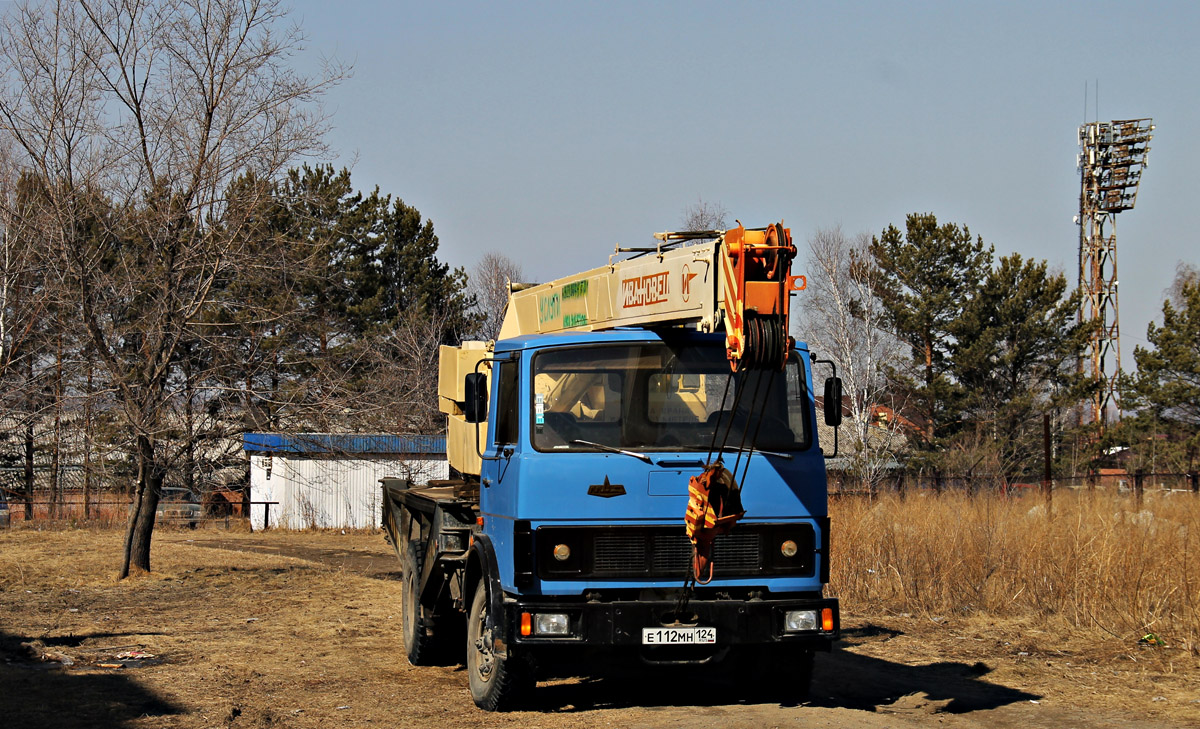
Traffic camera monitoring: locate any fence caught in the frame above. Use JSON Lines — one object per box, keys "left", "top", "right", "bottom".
{"left": 829, "top": 470, "right": 1200, "bottom": 502}
{"left": 0, "top": 491, "right": 278, "bottom": 529}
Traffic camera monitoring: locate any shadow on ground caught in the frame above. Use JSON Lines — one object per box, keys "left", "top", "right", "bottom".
{"left": 0, "top": 629, "right": 184, "bottom": 729}
{"left": 523, "top": 633, "right": 1039, "bottom": 714}
{"left": 808, "top": 647, "right": 1039, "bottom": 714}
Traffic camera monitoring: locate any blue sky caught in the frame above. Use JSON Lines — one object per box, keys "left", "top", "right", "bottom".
{"left": 290, "top": 0, "right": 1197, "bottom": 366}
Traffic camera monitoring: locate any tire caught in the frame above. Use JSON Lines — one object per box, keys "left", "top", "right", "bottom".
{"left": 402, "top": 542, "right": 438, "bottom": 666}
{"left": 467, "top": 578, "right": 532, "bottom": 711}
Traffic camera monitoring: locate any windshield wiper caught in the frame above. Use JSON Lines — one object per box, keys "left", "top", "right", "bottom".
{"left": 570, "top": 439, "right": 653, "bottom": 464}
{"left": 715, "top": 446, "right": 793, "bottom": 461}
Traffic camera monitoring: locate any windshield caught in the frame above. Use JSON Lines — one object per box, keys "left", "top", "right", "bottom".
{"left": 531, "top": 343, "right": 811, "bottom": 453}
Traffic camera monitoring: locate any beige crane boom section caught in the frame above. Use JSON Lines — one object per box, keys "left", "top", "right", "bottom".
{"left": 498, "top": 240, "right": 724, "bottom": 341}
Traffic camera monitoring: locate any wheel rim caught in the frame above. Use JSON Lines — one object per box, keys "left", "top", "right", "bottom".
{"left": 471, "top": 598, "right": 494, "bottom": 684}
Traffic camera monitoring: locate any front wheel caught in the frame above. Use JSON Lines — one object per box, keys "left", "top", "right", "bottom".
{"left": 466, "top": 579, "right": 532, "bottom": 711}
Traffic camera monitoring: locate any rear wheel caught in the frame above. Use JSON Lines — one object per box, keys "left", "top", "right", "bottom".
{"left": 467, "top": 579, "right": 532, "bottom": 711}
{"left": 402, "top": 542, "right": 438, "bottom": 665}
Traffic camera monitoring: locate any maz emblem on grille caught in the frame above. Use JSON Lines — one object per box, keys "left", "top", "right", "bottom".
{"left": 588, "top": 476, "right": 626, "bottom": 498}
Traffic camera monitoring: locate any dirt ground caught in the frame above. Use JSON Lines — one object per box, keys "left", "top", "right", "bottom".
{"left": 1, "top": 527, "right": 1197, "bottom": 729}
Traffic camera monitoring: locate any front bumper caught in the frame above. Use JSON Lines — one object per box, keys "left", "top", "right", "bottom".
{"left": 504, "top": 594, "right": 838, "bottom": 649}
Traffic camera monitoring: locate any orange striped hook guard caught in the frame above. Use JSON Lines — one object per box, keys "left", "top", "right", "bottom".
{"left": 684, "top": 463, "right": 746, "bottom": 584}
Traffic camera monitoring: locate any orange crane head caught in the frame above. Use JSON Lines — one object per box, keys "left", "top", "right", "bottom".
{"left": 720, "top": 222, "right": 805, "bottom": 371}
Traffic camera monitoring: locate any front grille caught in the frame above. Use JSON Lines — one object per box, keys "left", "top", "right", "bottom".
{"left": 537, "top": 524, "right": 814, "bottom": 580}
{"left": 595, "top": 533, "right": 650, "bottom": 573}
{"left": 649, "top": 534, "right": 691, "bottom": 574}
{"left": 595, "top": 532, "right": 762, "bottom": 575}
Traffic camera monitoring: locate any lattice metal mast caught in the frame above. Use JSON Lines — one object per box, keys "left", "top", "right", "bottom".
{"left": 1077, "top": 117, "right": 1153, "bottom": 429}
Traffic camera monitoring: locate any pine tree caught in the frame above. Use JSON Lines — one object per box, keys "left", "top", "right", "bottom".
{"left": 952, "top": 254, "right": 1091, "bottom": 475}
{"left": 344, "top": 191, "right": 475, "bottom": 341}
{"left": 234, "top": 165, "right": 474, "bottom": 432}
{"left": 1127, "top": 279, "right": 1200, "bottom": 470}
{"left": 870, "top": 213, "right": 992, "bottom": 445}
{"left": 273, "top": 165, "right": 363, "bottom": 357}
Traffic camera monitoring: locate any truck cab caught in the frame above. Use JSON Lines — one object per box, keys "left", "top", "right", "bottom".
{"left": 387, "top": 328, "right": 838, "bottom": 709}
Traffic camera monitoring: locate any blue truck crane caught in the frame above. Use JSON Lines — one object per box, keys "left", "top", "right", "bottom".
{"left": 381, "top": 222, "right": 843, "bottom": 710}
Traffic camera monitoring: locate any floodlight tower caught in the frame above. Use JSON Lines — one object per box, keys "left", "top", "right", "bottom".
{"left": 1077, "top": 117, "right": 1154, "bottom": 430}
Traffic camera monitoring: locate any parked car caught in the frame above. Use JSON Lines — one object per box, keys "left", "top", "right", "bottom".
{"left": 156, "top": 487, "right": 201, "bottom": 528}
{"left": 0, "top": 489, "right": 10, "bottom": 528}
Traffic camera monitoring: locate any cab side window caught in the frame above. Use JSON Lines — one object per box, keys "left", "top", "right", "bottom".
{"left": 494, "top": 359, "right": 519, "bottom": 445}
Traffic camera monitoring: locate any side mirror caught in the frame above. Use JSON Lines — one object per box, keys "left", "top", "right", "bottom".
{"left": 464, "top": 373, "right": 488, "bottom": 423}
{"left": 823, "top": 377, "right": 843, "bottom": 427}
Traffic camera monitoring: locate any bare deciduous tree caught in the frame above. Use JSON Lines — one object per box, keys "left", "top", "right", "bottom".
{"left": 680, "top": 198, "right": 728, "bottom": 233}
{"left": 1167, "top": 261, "right": 1199, "bottom": 308}
{"left": 470, "top": 251, "right": 524, "bottom": 341}
{"left": 801, "top": 226, "right": 909, "bottom": 491}
{"left": 0, "top": 0, "right": 343, "bottom": 576}
{"left": 0, "top": 148, "right": 43, "bottom": 383}
{"left": 367, "top": 307, "right": 455, "bottom": 435}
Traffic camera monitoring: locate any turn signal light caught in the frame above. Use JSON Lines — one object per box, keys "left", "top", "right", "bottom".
{"left": 821, "top": 607, "right": 834, "bottom": 632}
{"left": 520, "top": 612, "right": 532, "bottom": 636}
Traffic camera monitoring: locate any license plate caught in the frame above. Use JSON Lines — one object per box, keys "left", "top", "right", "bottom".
{"left": 642, "top": 627, "right": 717, "bottom": 645}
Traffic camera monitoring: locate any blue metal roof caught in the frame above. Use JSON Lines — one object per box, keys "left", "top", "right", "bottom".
{"left": 242, "top": 433, "right": 446, "bottom": 455}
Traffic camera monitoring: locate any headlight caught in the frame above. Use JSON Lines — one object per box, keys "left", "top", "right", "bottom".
{"left": 785, "top": 609, "right": 818, "bottom": 632}
{"left": 552, "top": 544, "right": 571, "bottom": 561}
{"left": 780, "top": 539, "right": 798, "bottom": 558}
{"left": 534, "top": 613, "right": 570, "bottom": 636}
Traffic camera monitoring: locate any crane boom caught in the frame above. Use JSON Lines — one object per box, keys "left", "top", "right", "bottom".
{"left": 498, "top": 222, "right": 805, "bottom": 371}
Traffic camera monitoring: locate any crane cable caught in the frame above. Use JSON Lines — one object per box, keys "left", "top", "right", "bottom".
{"left": 676, "top": 226, "right": 793, "bottom": 618}
{"left": 676, "top": 339, "right": 783, "bottom": 620}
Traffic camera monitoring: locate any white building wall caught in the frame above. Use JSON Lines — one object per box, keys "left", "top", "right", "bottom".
{"left": 249, "top": 454, "right": 447, "bottom": 530}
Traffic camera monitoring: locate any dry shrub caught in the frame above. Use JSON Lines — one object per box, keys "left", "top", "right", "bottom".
{"left": 830, "top": 489, "right": 1200, "bottom": 651}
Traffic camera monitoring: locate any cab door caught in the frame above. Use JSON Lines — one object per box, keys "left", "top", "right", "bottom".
{"left": 479, "top": 355, "right": 525, "bottom": 591}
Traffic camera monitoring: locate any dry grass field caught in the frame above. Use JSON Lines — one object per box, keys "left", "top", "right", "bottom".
{"left": 0, "top": 489, "right": 1197, "bottom": 728}
{"left": 832, "top": 489, "right": 1200, "bottom": 657}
